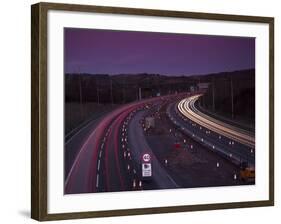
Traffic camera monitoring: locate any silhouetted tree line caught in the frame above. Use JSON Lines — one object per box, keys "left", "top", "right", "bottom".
{"left": 65, "top": 73, "right": 198, "bottom": 104}
{"left": 199, "top": 69, "right": 255, "bottom": 122}
{"left": 65, "top": 69, "right": 255, "bottom": 123}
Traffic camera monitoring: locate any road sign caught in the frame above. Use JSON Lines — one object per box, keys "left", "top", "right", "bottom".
{"left": 142, "top": 153, "right": 151, "bottom": 163}
{"left": 142, "top": 163, "right": 152, "bottom": 177}
{"left": 141, "top": 153, "right": 152, "bottom": 178}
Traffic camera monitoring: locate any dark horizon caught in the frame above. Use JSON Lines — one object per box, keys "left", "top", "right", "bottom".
{"left": 64, "top": 28, "right": 255, "bottom": 76}
{"left": 65, "top": 68, "right": 255, "bottom": 77}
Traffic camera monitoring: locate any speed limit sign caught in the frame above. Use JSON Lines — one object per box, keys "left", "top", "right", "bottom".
{"left": 141, "top": 153, "right": 152, "bottom": 178}
{"left": 142, "top": 153, "right": 151, "bottom": 163}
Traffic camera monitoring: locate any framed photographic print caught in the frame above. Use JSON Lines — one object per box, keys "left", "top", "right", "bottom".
{"left": 31, "top": 2, "right": 274, "bottom": 221}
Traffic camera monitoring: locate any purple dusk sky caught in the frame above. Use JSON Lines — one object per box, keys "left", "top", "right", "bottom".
{"left": 64, "top": 28, "right": 255, "bottom": 76}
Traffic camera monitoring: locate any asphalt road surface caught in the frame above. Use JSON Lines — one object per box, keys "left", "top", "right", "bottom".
{"left": 65, "top": 94, "right": 185, "bottom": 194}
{"left": 128, "top": 110, "right": 178, "bottom": 189}
{"left": 65, "top": 92, "right": 254, "bottom": 194}
{"left": 167, "top": 94, "right": 255, "bottom": 167}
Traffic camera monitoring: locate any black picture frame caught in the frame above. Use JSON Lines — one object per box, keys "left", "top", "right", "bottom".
{"left": 31, "top": 2, "right": 274, "bottom": 221}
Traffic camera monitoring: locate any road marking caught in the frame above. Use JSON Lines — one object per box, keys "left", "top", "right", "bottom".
{"left": 65, "top": 117, "right": 99, "bottom": 145}
{"left": 178, "top": 95, "right": 255, "bottom": 147}
{"left": 65, "top": 129, "right": 98, "bottom": 188}
{"left": 66, "top": 95, "right": 180, "bottom": 191}
{"left": 166, "top": 174, "right": 179, "bottom": 187}
{"left": 96, "top": 174, "right": 99, "bottom": 188}
{"left": 97, "top": 159, "right": 101, "bottom": 171}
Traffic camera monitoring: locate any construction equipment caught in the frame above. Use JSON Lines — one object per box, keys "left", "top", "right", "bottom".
{"left": 239, "top": 161, "right": 255, "bottom": 183}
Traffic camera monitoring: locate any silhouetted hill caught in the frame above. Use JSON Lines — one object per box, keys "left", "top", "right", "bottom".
{"left": 65, "top": 69, "right": 255, "bottom": 116}
{"left": 65, "top": 73, "right": 198, "bottom": 104}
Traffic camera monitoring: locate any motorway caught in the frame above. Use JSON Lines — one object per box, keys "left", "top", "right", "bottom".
{"left": 65, "top": 94, "right": 183, "bottom": 194}
{"left": 128, "top": 110, "right": 178, "bottom": 189}
{"left": 167, "top": 94, "right": 255, "bottom": 166}
{"left": 178, "top": 95, "right": 255, "bottom": 147}
{"left": 65, "top": 92, "right": 255, "bottom": 194}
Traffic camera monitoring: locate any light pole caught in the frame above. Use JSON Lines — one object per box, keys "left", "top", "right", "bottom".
{"left": 212, "top": 78, "right": 215, "bottom": 111}
{"left": 138, "top": 87, "right": 142, "bottom": 100}
{"left": 78, "top": 73, "right": 84, "bottom": 120}
{"left": 96, "top": 78, "right": 100, "bottom": 105}
{"left": 122, "top": 77, "right": 126, "bottom": 103}
{"left": 110, "top": 78, "right": 113, "bottom": 106}
{"left": 230, "top": 76, "right": 234, "bottom": 119}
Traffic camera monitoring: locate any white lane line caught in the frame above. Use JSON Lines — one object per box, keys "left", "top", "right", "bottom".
{"left": 166, "top": 174, "right": 179, "bottom": 188}
{"left": 101, "top": 143, "right": 104, "bottom": 149}
{"left": 65, "top": 129, "right": 97, "bottom": 188}
{"left": 97, "top": 159, "right": 101, "bottom": 171}
{"left": 99, "top": 150, "right": 102, "bottom": 158}
{"left": 96, "top": 174, "right": 99, "bottom": 188}
{"left": 65, "top": 118, "right": 97, "bottom": 145}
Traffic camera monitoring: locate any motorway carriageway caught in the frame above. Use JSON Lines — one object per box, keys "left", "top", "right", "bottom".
{"left": 167, "top": 94, "right": 255, "bottom": 166}
{"left": 65, "top": 93, "right": 185, "bottom": 194}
